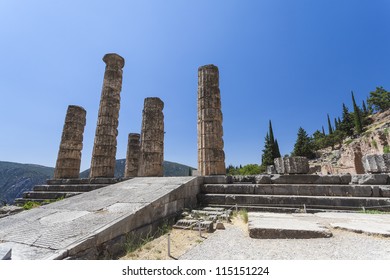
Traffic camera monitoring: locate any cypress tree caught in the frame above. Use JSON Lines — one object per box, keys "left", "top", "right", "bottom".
{"left": 292, "top": 127, "right": 316, "bottom": 159}
{"left": 322, "top": 126, "right": 326, "bottom": 136}
{"left": 261, "top": 121, "right": 281, "bottom": 167}
{"left": 334, "top": 118, "right": 338, "bottom": 131}
{"left": 362, "top": 100, "right": 368, "bottom": 115}
{"left": 339, "top": 103, "right": 354, "bottom": 136}
{"left": 351, "top": 91, "right": 363, "bottom": 134}
{"left": 261, "top": 133, "right": 274, "bottom": 166}
{"left": 274, "top": 139, "right": 281, "bottom": 158}
{"left": 327, "top": 114, "right": 333, "bottom": 134}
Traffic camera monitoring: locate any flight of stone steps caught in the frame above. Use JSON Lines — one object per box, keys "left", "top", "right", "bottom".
{"left": 173, "top": 207, "right": 232, "bottom": 232}
{"left": 14, "top": 178, "right": 121, "bottom": 206}
{"left": 198, "top": 174, "right": 390, "bottom": 213}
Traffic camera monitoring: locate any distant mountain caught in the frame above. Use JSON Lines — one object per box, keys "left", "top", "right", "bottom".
{"left": 0, "top": 161, "right": 54, "bottom": 205}
{"left": 1, "top": 160, "right": 195, "bottom": 204}
{"left": 80, "top": 159, "right": 195, "bottom": 178}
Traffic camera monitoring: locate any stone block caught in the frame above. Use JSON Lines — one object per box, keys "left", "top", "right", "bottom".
{"left": 203, "top": 176, "right": 232, "bottom": 184}
{"left": 267, "top": 165, "right": 276, "bottom": 174}
{"left": 362, "top": 154, "right": 390, "bottom": 173}
{"left": 351, "top": 174, "right": 389, "bottom": 185}
{"left": 255, "top": 175, "right": 272, "bottom": 184}
{"left": 274, "top": 157, "right": 309, "bottom": 174}
{"left": 0, "top": 246, "right": 12, "bottom": 260}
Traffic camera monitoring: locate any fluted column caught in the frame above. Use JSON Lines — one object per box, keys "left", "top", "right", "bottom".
{"left": 197, "top": 64, "right": 226, "bottom": 175}
{"left": 54, "top": 105, "right": 86, "bottom": 179}
{"left": 90, "top": 53, "right": 125, "bottom": 178}
{"left": 138, "top": 98, "right": 164, "bottom": 177}
{"left": 124, "top": 133, "right": 140, "bottom": 177}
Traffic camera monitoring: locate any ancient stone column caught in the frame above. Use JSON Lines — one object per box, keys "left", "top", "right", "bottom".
{"left": 138, "top": 98, "right": 164, "bottom": 177}
{"left": 54, "top": 105, "right": 86, "bottom": 179}
{"left": 197, "top": 64, "right": 226, "bottom": 175}
{"left": 90, "top": 53, "right": 125, "bottom": 178}
{"left": 124, "top": 133, "right": 140, "bottom": 177}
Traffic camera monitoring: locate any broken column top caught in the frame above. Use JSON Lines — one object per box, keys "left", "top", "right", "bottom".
{"left": 144, "top": 97, "right": 164, "bottom": 110}
{"left": 129, "top": 133, "right": 140, "bottom": 138}
{"left": 198, "top": 64, "right": 218, "bottom": 71}
{"left": 103, "top": 53, "right": 125, "bottom": 68}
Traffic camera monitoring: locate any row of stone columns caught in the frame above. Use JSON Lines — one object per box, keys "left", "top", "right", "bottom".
{"left": 53, "top": 54, "right": 226, "bottom": 179}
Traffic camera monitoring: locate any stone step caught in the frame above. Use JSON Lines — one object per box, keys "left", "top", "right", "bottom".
{"left": 22, "top": 191, "right": 83, "bottom": 199}
{"left": 231, "top": 174, "right": 353, "bottom": 184}
{"left": 33, "top": 184, "right": 108, "bottom": 192}
{"left": 201, "top": 184, "right": 390, "bottom": 197}
{"left": 173, "top": 219, "right": 214, "bottom": 232}
{"left": 198, "top": 194, "right": 390, "bottom": 211}
{"left": 46, "top": 178, "right": 121, "bottom": 185}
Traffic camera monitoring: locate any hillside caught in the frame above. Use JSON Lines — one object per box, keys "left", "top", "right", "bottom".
{"left": 310, "top": 109, "right": 390, "bottom": 174}
{"left": 0, "top": 160, "right": 195, "bottom": 204}
{"left": 0, "top": 162, "right": 54, "bottom": 205}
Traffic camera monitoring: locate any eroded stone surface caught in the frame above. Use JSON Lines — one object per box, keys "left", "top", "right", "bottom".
{"left": 125, "top": 133, "right": 140, "bottom": 177}
{"left": 90, "top": 53, "right": 125, "bottom": 178}
{"left": 0, "top": 177, "right": 199, "bottom": 259}
{"left": 138, "top": 98, "right": 164, "bottom": 177}
{"left": 248, "top": 212, "right": 332, "bottom": 239}
{"left": 274, "top": 157, "right": 309, "bottom": 174}
{"left": 197, "top": 64, "right": 226, "bottom": 175}
{"left": 362, "top": 154, "right": 390, "bottom": 173}
{"left": 54, "top": 105, "right": 86, "bottom": 179}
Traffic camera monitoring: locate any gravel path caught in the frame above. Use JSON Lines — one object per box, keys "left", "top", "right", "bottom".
{"left": 179, "top": 221, "right": 390, "bottom": 260}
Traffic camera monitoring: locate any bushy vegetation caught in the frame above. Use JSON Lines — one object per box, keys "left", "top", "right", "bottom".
{"left": 226, "top": 164, "right": 263, "bottom": 175}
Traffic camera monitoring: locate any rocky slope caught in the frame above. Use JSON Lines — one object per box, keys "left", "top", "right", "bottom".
{"left": 310, "top": 109, "right": 390, "bottom": 174}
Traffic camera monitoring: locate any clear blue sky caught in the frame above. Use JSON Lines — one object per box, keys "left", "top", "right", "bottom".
{"left": 1, "top": 0, "right": 389, "bottom": 171}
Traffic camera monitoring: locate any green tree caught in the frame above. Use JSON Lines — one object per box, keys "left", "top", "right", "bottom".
{"left": 312, "top": 129, "right": 326, "bottom": 150}
{"left": 367, "top": 86, "right": 390, "bottom": 112}
{"left": 274, "top": 139, "right": 281, "bottom": 158}
{"left": 261, "top": 133, "right": 274, "bottom": 166}
{"left": 327, "top": 114, "right": 333, "bottom": 134}
{"left": 292, "top": 127, "right": 316, "bottom": 159}
{"left": 239, "top": 164, "right": 261, "bottom": 175}
{"left": 261, "top": 120, "right": 281, "bottom": 167}
{"left": 351, "top": 91, "right": 363, "bottom": 134}
{"left": 339, "top": 103, "right": 354, "bottom": 136}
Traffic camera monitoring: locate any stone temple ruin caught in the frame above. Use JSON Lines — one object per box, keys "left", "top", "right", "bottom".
{"left": 4, "top": 53, "right": 390, "bottom": 260}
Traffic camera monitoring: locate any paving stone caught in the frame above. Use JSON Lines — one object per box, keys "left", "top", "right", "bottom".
{"left": 248, "top": 212, "right": 332, "bottom": 239}
{"left": 0, "top": 177, "right": 198, "bottom": 259}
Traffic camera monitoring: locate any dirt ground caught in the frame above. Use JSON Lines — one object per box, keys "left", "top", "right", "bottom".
{"left": 120, "top": 216, "right": 247, "bottom": 260}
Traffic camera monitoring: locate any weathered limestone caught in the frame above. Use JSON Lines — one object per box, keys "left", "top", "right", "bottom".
{"left": 197, "top": 64, "right": 226, "bottom": 176}
{"left": 138, "top": 98, "right": 164, "bottom": 177}
{"left": 54, "top": 105, "right": 86, "bottom": 179}
{"left": 362, "top": 154, "right": 390, "bottom": 173}
{"left": 274, "top": 157, "right": 309, "bottom": 174}
{"left": 124, "top": 133, "right": 140, "bottom": 178}
{"left": 90, "top": 53, "right": 125, "bottom": 178}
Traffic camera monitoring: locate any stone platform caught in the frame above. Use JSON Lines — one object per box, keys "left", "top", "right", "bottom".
{"left": 248, "top": 212, "right": 390, "bottom": 239}
{"left": 0, "top": 177, "right": 200, "bottom": 259}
